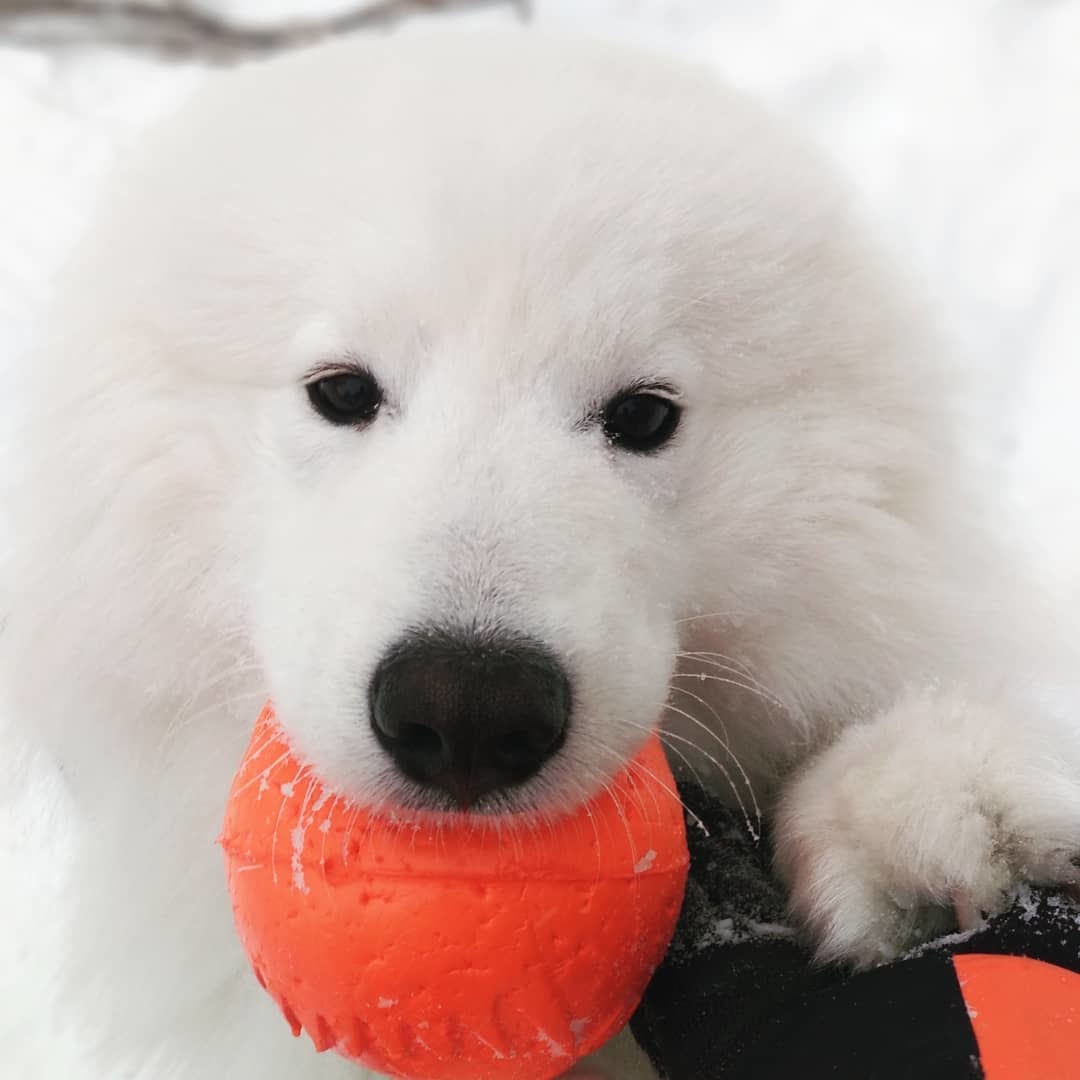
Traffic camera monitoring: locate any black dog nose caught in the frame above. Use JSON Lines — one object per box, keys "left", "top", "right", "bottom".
{"left": 369, "top": 632, "right": 571, "bottom": 808}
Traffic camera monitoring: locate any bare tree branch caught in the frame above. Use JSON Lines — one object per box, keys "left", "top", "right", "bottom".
{"left": 0, "top": 0, "right": 529, "bottom": 61}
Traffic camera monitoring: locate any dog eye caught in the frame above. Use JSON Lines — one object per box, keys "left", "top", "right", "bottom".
{"left": 602, "top": 391, "right": 681, "bottom": 452}
{"left": 306, "top": 370, "right": 383, "bottom": 426}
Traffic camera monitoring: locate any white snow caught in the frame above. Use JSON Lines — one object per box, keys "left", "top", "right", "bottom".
{"left": 2, "top": 0, "right": 1080, "bottom": 1073}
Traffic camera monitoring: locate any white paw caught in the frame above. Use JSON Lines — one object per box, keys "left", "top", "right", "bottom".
{"left": 773, "top": 690, "right": 1080, "bottom": 967}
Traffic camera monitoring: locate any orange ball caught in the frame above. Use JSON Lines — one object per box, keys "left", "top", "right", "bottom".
{"left": 220, "top": 703, "right": 688, "bottom": 1080}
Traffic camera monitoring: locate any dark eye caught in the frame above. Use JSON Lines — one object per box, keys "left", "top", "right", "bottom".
{"left": 602, "top": 391, "right": 681, "bottom": 452}
{"left": 307, "top": 370, "right": 383, "bottom": 426}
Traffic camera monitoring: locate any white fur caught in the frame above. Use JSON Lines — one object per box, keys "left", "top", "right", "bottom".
{"left": 3, "top": 28, "right": 1079, "bottom": 1079}
{"left": 774, "top": 687, "right": 1080, "bottom": 967}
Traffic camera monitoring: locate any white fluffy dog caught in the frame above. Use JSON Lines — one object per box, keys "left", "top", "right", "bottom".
{"left": 4, "top": 28, "right": 1080, "bottom": 1080}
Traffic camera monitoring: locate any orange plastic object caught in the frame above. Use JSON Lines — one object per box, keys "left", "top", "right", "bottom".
{"left": 220, "top": 703, "right": 689, "bottom": 1080}
{"left": 954, "top": 953, "right": 1080, "bottom": 1079}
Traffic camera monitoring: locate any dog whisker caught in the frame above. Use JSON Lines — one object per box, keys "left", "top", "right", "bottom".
{"left": 667, "top": 678, "right": 734, "bottom": 746}
{"left": 674, "top": 654, "right": 787, "bottom": 713}
{"left": 576, "top": 729, "right": 708, "bottom": 834}
{"left": 676, "top": 646, "right": 756, "bottom": 682}
{"left": 570, "top": 734, "right": 679, "bottom": 858}
{"left": 665, "top": 682, "right": 763, "bottom": 829}
{"left": 612, "top": 716, "right": 710, "bottom": 796}
{"left": 641, "top": 721, "right": 765, "bottom": 848}
{"left": 622, "top": 753, "right": 709, "bottom": 837}
{"left": 561, "top": 773, "right": 605, "bottom": 877}
{"left": 670, "top": 669, "right": 786, "bottom": 717}
{"left": 660, "top": 701, "right": 760, "bottom": 841}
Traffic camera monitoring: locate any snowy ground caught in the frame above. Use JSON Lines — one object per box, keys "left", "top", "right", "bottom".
{"left": 2, "top": 0, "right": 1079, "bottom": 1074}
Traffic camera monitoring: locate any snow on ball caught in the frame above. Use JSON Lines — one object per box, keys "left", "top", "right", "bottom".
{"left": 219, "top": 703, "right": 689, "bottom": 1080}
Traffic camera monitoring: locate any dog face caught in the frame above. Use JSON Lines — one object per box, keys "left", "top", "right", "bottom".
{"left": 29, "top": 33, "right": 937, "bottom": 817}
{"left": 244, "top": 217, "right": 706, "bottom": 813}
{"left": 237, "top": 104, "right": 707, "bottom": 812}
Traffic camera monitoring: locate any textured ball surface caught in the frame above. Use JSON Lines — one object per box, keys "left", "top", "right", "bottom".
{"left": 220, "top": 704, "right": 689, "bottom": 1080}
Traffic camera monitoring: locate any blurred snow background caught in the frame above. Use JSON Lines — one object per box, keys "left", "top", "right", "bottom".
{"left": 1, "top": 0, "right": 1079, "bottom": 1073}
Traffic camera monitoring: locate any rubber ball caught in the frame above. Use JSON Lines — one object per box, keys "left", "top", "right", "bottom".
{"left": 220, "top": 703, "right": 689, "bottom": 1079}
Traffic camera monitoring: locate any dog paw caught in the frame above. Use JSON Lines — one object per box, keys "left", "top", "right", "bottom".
{"left": 773, "top": 690, "right": 1080, "bottom": 967}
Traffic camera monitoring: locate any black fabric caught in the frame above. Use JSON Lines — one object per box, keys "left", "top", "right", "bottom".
{"left": 713, "top": 952, "right": 982, "bottom": 1080}
{"left": 630, "top": 780, "right": 1080, "bottom": 1080}
{"left": 944, "top": 886, "right": 1080, "bottom": 970}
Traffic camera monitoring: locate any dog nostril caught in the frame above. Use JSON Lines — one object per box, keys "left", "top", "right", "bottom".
{"left": 370, "top": 708, "right": 452, "bottom": 773}
{"left": 487, "top": 729, "right": 554, "bottom": 774}
{"left": 369, "top": 631, "right": 572, "bottom": 807}
{"left": 397, "top": 721, "right": 445, "bottom": 759}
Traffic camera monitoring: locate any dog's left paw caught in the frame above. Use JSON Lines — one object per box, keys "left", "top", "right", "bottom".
{"left": 773, "top": 690, "right": 1080, "bottom": 967}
